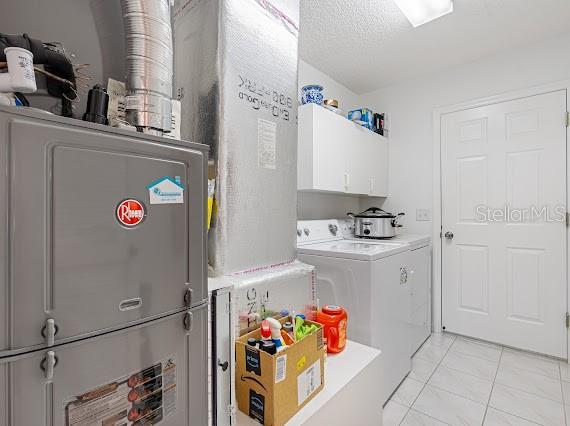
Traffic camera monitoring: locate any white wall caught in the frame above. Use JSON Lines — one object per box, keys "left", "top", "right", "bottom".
{"left": 361, "top": 31, "right": 570, "bottom": 234}
{"left": 0, "top": 0, "right": 124, "bottom": 115}
{"left": 299, "top": 60, "right": 362, "bottom": 113}
{"left": 298, "top": 192, "right": 359, "bottom": 220}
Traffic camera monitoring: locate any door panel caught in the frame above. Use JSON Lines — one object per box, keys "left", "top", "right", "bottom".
{"left": 442, "top": 90, "right": 567, "bottom": 358}
{"left": 457, "top": 244, "right": 489, "bottom": 314}
{"left": 1, "top": 117, "right": 207, "bottom": 355}
{"left": 1, "top": 307, "right": 207, "bottom": 426}
{"left": 507, "top": 247, "right": 543, "bottom": 323}
{"left": 457, "top": 156, "right": 488, "bottom": 221}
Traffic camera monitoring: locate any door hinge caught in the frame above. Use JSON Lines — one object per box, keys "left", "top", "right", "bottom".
{"left": 566, "top": 112, "right": 570, "bottom": 127}
{"left": 566, "top": 312, "right": 569, "bottom": 329}
{"left": 566, "top": 212, "right": 569, "bottom": 227}
{"left": 227, "top": 403, "right": 236, "bottom": 417}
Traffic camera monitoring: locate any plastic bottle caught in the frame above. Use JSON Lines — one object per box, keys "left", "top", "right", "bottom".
{"left": 266, "top": 317, "right": 285, "bottom": 348}
{"left": 260, "top": 320, "right": 272, "bottom": 342}
{"left": 260, "top": 341, "right": 277, "bottom": 355}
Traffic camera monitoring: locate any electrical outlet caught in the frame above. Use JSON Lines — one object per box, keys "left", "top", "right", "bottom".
{"left": 416, "top": 209, "right": 431, "bottom": 221}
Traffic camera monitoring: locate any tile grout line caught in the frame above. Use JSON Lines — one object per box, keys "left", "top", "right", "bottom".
{"left": 488, "top": 407, "right": 546, "bottom": 426}
{"left": 490, "top": 376, "right": 565, "bottom": 405}
{"left": 406, "top": 334, "right": 565, "bottom": 426}
{"left": 393, "top": 333, "right": 455, "bottom": 425}
{"left": 436, "top": 359, "right": 499, "bottom": 382}
{"left": 482, "top": 345, "right": 504, "bottom": 425}
{"left": 486, "top": 348, "right": 563, "bottom": 425}
{"left": 443, "top": 346, "right": 565, "bottom": 404}
{"left": 399, "top": 333, "right": 456, "bottom": 425}
{"left": 559, "top": 363, "right": 567, "bottom": 426}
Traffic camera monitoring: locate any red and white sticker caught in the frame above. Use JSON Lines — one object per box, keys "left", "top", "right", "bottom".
{"left": 116, "top": 199, "right": 146, "bottom": 227}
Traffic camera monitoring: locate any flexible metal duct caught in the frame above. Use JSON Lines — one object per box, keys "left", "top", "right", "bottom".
{"left": 121, "top": 0, "right": 173, "bottom": 133}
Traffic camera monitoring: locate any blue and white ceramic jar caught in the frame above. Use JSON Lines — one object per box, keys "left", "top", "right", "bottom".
{"left": 301, "top": 85, "right": 324, "bottom": 105}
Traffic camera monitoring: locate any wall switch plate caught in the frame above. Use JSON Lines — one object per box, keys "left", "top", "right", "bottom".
{"left": 416, "top": 208, "right": 431, "bottom": 221}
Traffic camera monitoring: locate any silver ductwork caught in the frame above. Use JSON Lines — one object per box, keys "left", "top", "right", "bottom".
{"left": 174, "top": 0, "right": 300, "bottom": 275}
{"left": 121, "top": 0, "right": 173, "bottom": 133}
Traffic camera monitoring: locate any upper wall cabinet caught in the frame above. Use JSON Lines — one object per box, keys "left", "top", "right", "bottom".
{"left": 298, "top": 104, "right": 389, "bottom": 196}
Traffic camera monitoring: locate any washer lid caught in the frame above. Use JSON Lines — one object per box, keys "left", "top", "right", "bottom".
{"left": 346, "top": 234, "right": 430, "bottom": 249}
{"left": 388, "top": 234, "right": 431, "bottom": 249}
{"left": 297, "top": 240, "right": 410, "bottom": 261}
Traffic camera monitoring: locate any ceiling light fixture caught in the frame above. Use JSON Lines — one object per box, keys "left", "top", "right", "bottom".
{"left": 394, "top": 0, "right": 453, "bottom": 27}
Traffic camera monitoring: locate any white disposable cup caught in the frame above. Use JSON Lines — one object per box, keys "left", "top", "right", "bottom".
{"left": 0, "top": 47, "right": 37, "bottom": 93}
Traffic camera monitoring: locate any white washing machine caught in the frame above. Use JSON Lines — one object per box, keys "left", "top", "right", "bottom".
{"left": 297, "top": 219, "right": 413, "bottom": 405}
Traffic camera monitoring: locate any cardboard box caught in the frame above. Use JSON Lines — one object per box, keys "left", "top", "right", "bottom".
{"left": 236, "top": 319, "right": 326, "bottom": 425}
{"left": 347, "top": 108, "right": 374, "bottom": 130}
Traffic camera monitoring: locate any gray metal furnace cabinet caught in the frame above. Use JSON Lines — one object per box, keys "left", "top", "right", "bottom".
{"left": 0, "top": 307, "right": 208, "bottom": 426}
{"left": 0, "top": 107, "right": 209, "bottom": 425}
{"left": 0, "top": 107, "right": 208, "bottom": 356}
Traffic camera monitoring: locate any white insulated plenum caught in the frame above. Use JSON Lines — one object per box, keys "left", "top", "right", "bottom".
{"left": 174, "top": 0, "right": 300, "bottom": 276}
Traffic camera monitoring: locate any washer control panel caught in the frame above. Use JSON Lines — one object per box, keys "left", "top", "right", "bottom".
{"left": 297, "top": 219, "right": 343, "bottom": 245}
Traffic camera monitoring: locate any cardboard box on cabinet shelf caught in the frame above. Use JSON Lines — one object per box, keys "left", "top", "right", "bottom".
{"left": 235, "top": 318, "right": 326, "bottom": 425}
{"left": 347, "top": 108, "right": 374, "bottom": 130}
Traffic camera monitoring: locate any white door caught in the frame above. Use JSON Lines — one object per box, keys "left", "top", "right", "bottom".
{"left": 441, "top": 90, "right": 567, "bottom": 358}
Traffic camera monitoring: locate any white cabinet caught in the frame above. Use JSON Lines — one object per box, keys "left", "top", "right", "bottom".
{"left": 298, "top": 104, "right": 389, "bottom": 196}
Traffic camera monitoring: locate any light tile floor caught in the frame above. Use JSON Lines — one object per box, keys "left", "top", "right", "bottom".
{"left": 384, "top": 333, "right": 570, "bottom": 425}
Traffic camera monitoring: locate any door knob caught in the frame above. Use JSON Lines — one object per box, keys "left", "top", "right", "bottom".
{"left": 444, "top": 231, "right": 454, "bottom": 240}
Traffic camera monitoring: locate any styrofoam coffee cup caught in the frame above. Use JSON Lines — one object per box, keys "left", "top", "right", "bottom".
{"left": 0, "top": 47, "right": 37, "bottom": 93}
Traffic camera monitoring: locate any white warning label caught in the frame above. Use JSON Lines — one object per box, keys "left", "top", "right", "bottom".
{"left": 64, "top": 356, "right": 177, "bottom": 425}
{"left": 275, "top": 354, "right": 287, "bottom": 384}
{"left": 258, "top": 118, "right": 277, "bottom": 170}
{"left": 297, "top": 360, "right": 321, "bottom": 406}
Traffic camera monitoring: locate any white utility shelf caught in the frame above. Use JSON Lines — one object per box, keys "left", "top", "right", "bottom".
{"left": 237, "top": 340, "right": 383, "bottom": 426}
{"left": 298, "top": 103, "right": 389, "bottom": 196}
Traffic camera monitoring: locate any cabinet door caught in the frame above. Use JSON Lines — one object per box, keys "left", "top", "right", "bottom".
{"left": 313, "top": 106, "right": 346, "bottom": 192}
{"left": 4, "top": 308, "right": 207, "bottom": 426}
{"left": 344, "top": 123, "right": 372, "bottom": 195}
{"left": 367, "top": 133, "right": 389, "bottom": 197}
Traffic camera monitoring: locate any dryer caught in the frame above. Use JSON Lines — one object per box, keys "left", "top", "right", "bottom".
{"left": 297, "top": 220, "right": 413, "bottom": 404}
{"left": 339, "top": 220, "right": 433, "bottom": 355}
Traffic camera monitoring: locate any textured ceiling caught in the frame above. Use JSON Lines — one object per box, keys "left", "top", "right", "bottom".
{"left": 300, "top": 0, "right": 570, "bottom": 93}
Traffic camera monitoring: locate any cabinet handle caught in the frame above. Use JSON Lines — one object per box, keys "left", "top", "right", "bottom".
{"left": 41, "top": 319, "right": 58, "bottom": 347}
{"left": 344, "top": 173, "right": 350, "bottom": 191}
{"left": 183, "top": 311, "right": 193, "bottom": 331}
{"left": 369, "top": 178, "right": 374, "bottom": 194}
{"left": 40, "top": 351, "right": 58, "bottom": 380}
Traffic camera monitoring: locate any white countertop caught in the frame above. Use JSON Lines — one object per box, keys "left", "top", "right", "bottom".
{"left": 237, "top": 340, "right": 382, "bottom": 425}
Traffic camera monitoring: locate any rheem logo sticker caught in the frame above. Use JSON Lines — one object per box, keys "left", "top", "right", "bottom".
{"left": 116, "top": 199, "right": 146, "bottom": 228}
